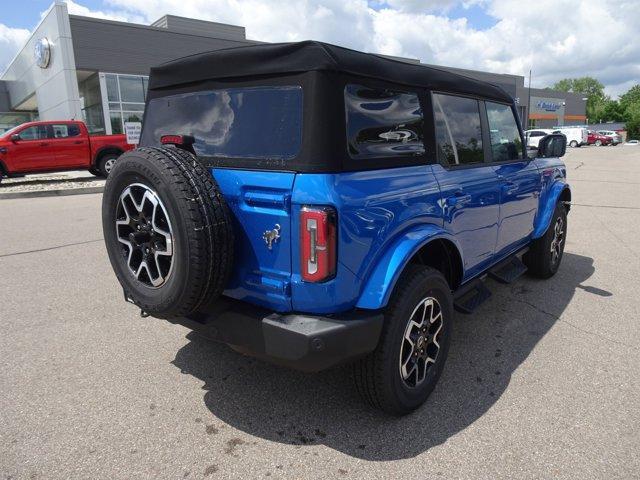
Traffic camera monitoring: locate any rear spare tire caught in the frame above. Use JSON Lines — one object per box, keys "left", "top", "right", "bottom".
{"left": 102, "top": 147, "right": 234, "bottom": 319}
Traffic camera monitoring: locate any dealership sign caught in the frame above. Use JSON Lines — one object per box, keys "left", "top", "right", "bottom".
{"left": 530, "top": 96, "right": 565, "bottom": 117}
{"left": 536, "top": 100, "right": 563, "bottom": 112}
{"left": 34, "top": 38, "right": 51, "bottom": 69}
{"left": 124, "top": 122, "right": 142, "bottom": 145}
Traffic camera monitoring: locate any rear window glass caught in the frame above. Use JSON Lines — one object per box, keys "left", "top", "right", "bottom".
{"left": 140, "top": 86, "right": 302, "bottom": 160}
{"left": 345, "top": 84, "right": 425, "bottom": 159}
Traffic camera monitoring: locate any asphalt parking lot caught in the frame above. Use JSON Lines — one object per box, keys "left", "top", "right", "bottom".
{"left": 1, "top": 145, "right": 639, "bottom": 479}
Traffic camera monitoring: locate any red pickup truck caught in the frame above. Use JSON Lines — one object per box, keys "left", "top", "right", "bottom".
{"left": 0, "top": 120, "right": 133, "bottom": 184}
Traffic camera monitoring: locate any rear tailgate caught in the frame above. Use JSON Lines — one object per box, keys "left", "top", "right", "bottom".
{"left": 213, "top": 169, "right": 294, "bottom": 312}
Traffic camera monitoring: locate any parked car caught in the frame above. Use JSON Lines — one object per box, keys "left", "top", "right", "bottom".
{"left": 0, "top": 120, "right": 133, "bottom": 184}
{"left": 587, "top": 130, "right": 612, "bottom": 146}
{"left": 598, "top": 130, "right": 623, "bottom": 145}
{"left": 102, "top": 41, "right": 571, "bottom": 415}
{"left": 624, "top": 139, "right": 639, "bottom": 146}
{"left": 553, "top": 126, "right": 588, "bottom": 147}
{"left": 525, "top": 129, "right": 555, "bottom": 147}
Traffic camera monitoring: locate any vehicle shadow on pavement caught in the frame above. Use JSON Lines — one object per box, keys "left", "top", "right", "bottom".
{"left": 172, "top": 252, "right": 601, "bottom": 460}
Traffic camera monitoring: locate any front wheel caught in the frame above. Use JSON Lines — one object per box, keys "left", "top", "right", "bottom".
{"left": 595, "top": 140, "right": 602, "bottom": 146}
{"left": 352, "top": 265, "right": 452, "bottom": 415}
{"left": 524, "top": 202, "right": 567, "bottom": 278}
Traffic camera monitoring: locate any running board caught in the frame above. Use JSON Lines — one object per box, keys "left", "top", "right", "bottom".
{"left": 454, "top": 278, "right": 492, "bottom": 314}
{"left": 488, "top": 252, "right": 528, "bottom": 284}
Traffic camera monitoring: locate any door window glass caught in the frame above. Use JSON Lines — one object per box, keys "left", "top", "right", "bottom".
{"left": 51, "top": 124, "right": 81, "bottom": 138}
{"left": 18, "top": 125, "right": 47, "bottom": 140}
{"left": 433, "top": 93, "right": 484, "bottom": 166}
{"left": 486, "top": 102, "right": 523, "bottom": 162}
{"left": 345, "top": 84, "right": 425, "bottom": 159}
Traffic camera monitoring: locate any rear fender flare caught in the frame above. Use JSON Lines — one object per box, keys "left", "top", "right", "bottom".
{"left": 532, "top": 182, "right": 571, "bottom": 239}
{"left": 356, "top": 224, "right": 463, "bottom": 310}
{"left": 93, "top": 146, "right": 124, "bottom": 167}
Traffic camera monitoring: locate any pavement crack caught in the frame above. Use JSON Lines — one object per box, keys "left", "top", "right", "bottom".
{"left": 0, "top": 239, "right": 104, "bottom": 258}
{"left": 510, "top": 297, "right": 637, "bottom": 351}
{"left": 570, "top": 203, "right": 640, "bottom": 210}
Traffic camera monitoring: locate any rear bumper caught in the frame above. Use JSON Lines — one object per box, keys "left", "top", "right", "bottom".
{"left": 168, "top": 297, "right": 384, "bottom": 372}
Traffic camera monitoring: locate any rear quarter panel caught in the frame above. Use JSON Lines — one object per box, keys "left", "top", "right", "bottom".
{"left": 291, "top": 165, "right": 443, "bottom": 314}
{"left": 89, "top": 134, "right": 132, "bottom": 161}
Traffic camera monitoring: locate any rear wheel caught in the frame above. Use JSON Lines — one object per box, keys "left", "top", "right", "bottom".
{"left": 98, "top": 153, "right": 119, "bottom": 177}
{"left": 352, "top": 265, "right": 452, "bottom": 415}
{"left": 524, "top": 202, "right": 567, "bottom": 278}
{"left": 595, "top": 140, "right": 602, "bottom": 146}
{"left": 569, "top": 140, "right": 578, "bottom": 148}
{"left": 102, "top": 146, "right": 234, "bottom": 318}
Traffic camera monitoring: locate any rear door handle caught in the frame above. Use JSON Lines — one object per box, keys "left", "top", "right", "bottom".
{"left": 446, "top": 192, "right": 472, "bottom": 207}
{"left": 39, "top": 142, "right": 49, "bottom": 147}
{"left": 74, "top": 140, "right": 83, "bottom": 145}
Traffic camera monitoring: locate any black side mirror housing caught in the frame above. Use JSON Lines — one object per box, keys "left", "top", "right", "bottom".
{"left": 538, "top": 133, "right": 567, "bottom": 158}
{"left": 10, "top": 134, "right": 20, "bottom": 142}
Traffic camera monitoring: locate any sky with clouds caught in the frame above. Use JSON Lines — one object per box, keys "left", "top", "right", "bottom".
{"left": 1, "top": 0, "right": 638, "bottom": 97}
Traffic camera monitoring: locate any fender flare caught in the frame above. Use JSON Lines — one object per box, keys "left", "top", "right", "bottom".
{"left": 356, "top": 224, "right": 463, "bottom": 310}
{"left": 0, "top": 159, "right": 7, "bottom": 175}
{"left": 532, "top": 182, "right": 571, "bottom": 239}
{"left": 93, "top": 146, "right": 124, "bottom": 167}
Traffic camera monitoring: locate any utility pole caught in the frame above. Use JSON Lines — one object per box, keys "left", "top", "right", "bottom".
{"left": 527, "top": 69, "right": 532, "bottom": 129}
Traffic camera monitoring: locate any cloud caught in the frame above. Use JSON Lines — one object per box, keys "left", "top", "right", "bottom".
{"left": 0, "top": 24, "right": 30, "bottom": 75}
{"left": 1, "top": 0, "right": 639, "bottom": 96}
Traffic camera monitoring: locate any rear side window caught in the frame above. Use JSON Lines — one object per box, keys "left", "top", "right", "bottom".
{"left": 345, "top": 84, "right": 425, "bottom": 159}
{"left": 486, "top": 102, "right": 522, "bottom": 162}
{"left": 433, "top": 93, "right": 483, "bottom": 166}
{"left": 141, "top": 86, "right": 302, "bottom": 160}
{"left": 52, "top": 124, "right": 81, "bottom": 138}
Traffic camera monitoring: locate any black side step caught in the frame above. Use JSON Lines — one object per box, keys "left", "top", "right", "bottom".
{"left": 454, "top": 278, "right": 492, "bottom": 314}
{"left": 488, "top": 254, "right": 528, "bottom": 284}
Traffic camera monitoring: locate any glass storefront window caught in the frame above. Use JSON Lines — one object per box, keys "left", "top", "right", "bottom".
{"left": 119, "top": 76, "right": 145, "bottom": 103}
{"left": 110, "top": 112, "right": 123, "bottom": 134}
{"left": 102, "top": 73, "right": 149, "bottom": 135}
{"left": 106, "top": 74, "right": 120, "bottom": 102}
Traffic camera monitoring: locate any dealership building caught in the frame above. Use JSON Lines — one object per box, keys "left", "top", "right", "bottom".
{"left": 0, "top": 1, "right": 586, "bottom": 134}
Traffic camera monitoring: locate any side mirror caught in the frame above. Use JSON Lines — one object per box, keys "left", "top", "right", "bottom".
{"left": 10, "top": 134, "right": 20, "bottom": 142}
{"left": 538, "top": 133, "right": 567, "bottom": 158}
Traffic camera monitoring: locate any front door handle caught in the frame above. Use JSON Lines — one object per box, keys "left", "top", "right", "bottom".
{"left": 501, "top": 182, "right": 519, "bottom": 196}
{"left": 39, "top": 142, "right": 49, "bottom": 147}
{"left": 74, "top": 140, "right": 83, "bottom": 145}
{"left": 446, "top": 192, "right": 472, "bottom": 207}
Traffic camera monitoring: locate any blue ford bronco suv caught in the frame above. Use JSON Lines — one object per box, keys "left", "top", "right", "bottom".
{"left": 103, "top": 41, "right": 570, "bottom": 415}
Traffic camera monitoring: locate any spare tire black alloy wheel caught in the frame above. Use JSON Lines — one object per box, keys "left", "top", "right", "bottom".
{"left": 102, "top": 146, "right": 234, "bottom": 319}
{"left": 115, "top": 183, "right": 174, "bottom": 288}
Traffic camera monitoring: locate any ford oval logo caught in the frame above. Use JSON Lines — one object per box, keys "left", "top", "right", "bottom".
{"left": 34, "top": 37, "right": 52, "bottom": 69}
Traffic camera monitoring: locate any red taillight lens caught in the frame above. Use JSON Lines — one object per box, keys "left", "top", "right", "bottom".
{"left": 300, "top": 206, "right": 337, "bottom": 282}
{"left": 160, "top": 134, "right": 194, "bottom": 146}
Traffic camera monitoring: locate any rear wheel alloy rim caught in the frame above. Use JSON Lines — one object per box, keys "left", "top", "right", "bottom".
{"left": 399, "top": 297, "right": 443, "bottom": 388}
{"left": 115, "top": 183, "right": 174, "bottom": 288}
{"left": 104, "top": 158, "right": 116, "bottom": 174}
{"left": 550, "top": 217, "right": 565, "bottom": 265}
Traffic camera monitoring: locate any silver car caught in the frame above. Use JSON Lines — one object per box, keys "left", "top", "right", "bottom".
{"left": 598, "top": 130, "right": 622, "bottom": 145}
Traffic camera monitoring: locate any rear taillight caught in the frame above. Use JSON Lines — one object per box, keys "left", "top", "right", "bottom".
{"left": 300, "top": 206, "right": 337, "bottom": 282}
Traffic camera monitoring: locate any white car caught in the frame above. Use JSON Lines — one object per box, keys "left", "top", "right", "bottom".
{"left": 553, "top": 126, "right": 588, "bottom": 147}
{"left": 623, "top": 139, "right": 639, "bottom": 146}
{"left": 525, "top": 129, "right": 555, "bottom": 148}
{"left": 598, "top": 130, "right": 623, "bottom": 145}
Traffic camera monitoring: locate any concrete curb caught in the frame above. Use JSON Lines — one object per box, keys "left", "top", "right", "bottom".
{"left": 0, "top": 185, "right": 104, "bottom": 200}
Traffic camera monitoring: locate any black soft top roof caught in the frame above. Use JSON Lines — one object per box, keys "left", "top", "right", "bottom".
{"left": 148, "top": 40, "right": 512, "bottom": 103}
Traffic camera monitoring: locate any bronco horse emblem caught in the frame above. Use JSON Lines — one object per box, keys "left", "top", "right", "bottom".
{"left": 262, "top": 224, "right": 281, "bottom": 250}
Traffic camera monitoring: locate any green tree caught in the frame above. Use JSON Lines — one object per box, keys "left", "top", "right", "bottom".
{"left": 552, "top": 77, "right": 606, "bottom": 122}
{"left": 620, "top": 84, "right": 640, "bottom": 110}
{"left": 625, "top": 102, "right": 640, "bottom": 140}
